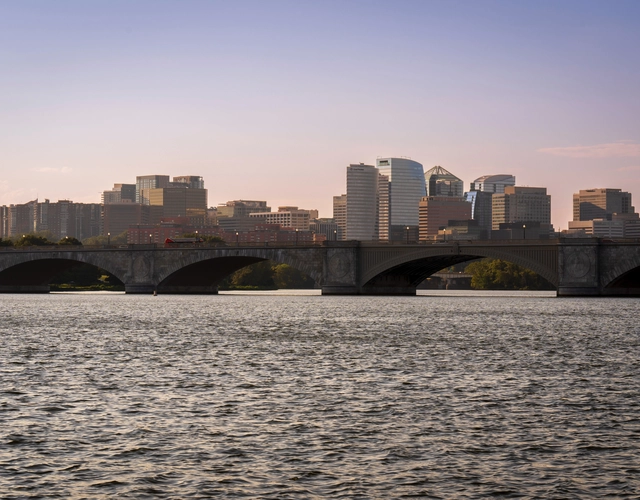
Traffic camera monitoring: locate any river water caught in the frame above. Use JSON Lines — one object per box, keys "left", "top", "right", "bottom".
{"left": 1, "top": 291, "right": 638, "bottom": 498}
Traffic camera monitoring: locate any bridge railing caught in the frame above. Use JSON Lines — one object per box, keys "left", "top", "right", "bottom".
{"left": 2, "top": 237, "right": 639, "bottom": 252}
{"left": 0, "top": 241, "right": 329, "bottom": 251}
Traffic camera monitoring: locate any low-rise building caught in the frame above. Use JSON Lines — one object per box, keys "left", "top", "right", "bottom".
{"left": 249, "top": 206, "right": 316, "bottom": 231}
{"left": 419, "top": 196, "right": 472, "bottom": 241}
{"left": 567, "top": 219, "right": 625, "bottom": 238}
{"left": 310, "top": 218, "right": 341, "bottom": 241}
{"left": 439, "top": 219, "right": 487, "bottom": 240}
{"left": 492, "top": 186, "right": 551, "bottom": 230}
{"left": 332, "top": 194, "right": 347, "bottom": 241}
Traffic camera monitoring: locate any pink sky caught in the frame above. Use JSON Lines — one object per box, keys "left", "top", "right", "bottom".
{"left": 1, "top": 1, "right": 639, "bottom": 230}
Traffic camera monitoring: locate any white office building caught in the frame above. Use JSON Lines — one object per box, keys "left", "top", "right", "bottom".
{"left": 346, "top": 164, "right": 379, "bottom": 241}
{"left": 470, "top": 174, "right": 516, "bottom": 194}
{"left": 376, "top": 157, "right": 426, "bottom": 241}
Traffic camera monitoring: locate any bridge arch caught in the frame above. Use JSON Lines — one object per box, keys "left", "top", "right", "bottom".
{"left": 360, "top": 244, "right": 559, "bottom": 290}
{"left": 0, "top": 251, "right": 128, "bottom": 292}
{"left": 154, "top": 247, "right": 323, "bottom": 293}
{"left": 599, "top": 245, "right": 640, "bottom": 292}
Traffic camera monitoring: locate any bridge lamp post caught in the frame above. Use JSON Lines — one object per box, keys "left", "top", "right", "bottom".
{"left": 236, "top": 232, "right": 239, "bottom": 247}
{"left": 107, "top": 232, "right": 110, "bottom": 246}
{"left": 149, "top": 233, "right": 152, "bottom": 244}
{"left": 406, "top": 226, "right": 410, "bottom": 244}
{"left": 523, "top": 224, "right": 526, "bottom": 240}
{"left": 333, "top": 229, "right": 337, "bottom": 241}
{"left": 296, "top": 228, "right": 299, "bottom": 246}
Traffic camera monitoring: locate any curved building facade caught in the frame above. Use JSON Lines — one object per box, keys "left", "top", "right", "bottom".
{"left": 470, "top": 174, "right": 515, "bottom": 194}
{"left": 376, "top": 158, "right": 426, "bottom": 241}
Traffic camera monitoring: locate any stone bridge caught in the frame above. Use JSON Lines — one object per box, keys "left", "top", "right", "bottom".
{"left": 0, "top": 238, "right": 639, "bottom": 296}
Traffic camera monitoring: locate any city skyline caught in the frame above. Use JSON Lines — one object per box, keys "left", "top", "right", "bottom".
{"left": 1, "top": 1, "right": 639, "bottom": 230}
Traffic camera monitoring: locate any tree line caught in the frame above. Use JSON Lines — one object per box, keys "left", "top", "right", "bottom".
{"left": 0, "top": 234, "right": 84, "bottom": 247}
{"left": 465, "top": 259, "right": 554, "bottom": 290}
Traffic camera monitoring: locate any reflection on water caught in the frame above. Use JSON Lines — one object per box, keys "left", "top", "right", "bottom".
{"left": 1, "top": 292, "right": 638, "bottom": 498}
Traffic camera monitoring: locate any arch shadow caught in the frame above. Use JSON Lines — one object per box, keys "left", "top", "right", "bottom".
{"left": 0, "top": 258, "right": 124, "bottom": 292}
{"left": 156, "top": 250, "right": 323, "bottom": 294}
{"left": 603, "top": 265, "right": 640, "bottom": 296}
{"left": 157, "top": 256, "right": 267, "bottom": 294}
{"left": 363, "top": 253, "right": 557, "bottom": 292}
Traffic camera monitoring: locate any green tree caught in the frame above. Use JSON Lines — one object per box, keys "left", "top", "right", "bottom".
{"left": 83, "top": 230, "right": 128, "bottom": 245}
{"left": 0, "top": 238, "right": 13, "bottom": 247}
{"left": 58, "top": 236, "right": 83, "bottom": 245}
{"left": 182, "top": 233, "right": 226, "bottom": 245}
{"left": 50, "top": 263, "right": 102, "bottom": 286}
{"left": 49, "top": 263, "right": 124, "bottom": 289}
{"left": 14, "top": 234, "right": 55, "bottom": 247}
{"left": 272, "top": 264, "right": 315, "bottom": 289}
{"left": 465, "top": 259, "right": 554, "bottom": 290}
{"left": 230, "top": 260, "right": 276, "bottom": 289}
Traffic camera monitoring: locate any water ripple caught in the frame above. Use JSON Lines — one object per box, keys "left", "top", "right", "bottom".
{"left": 0, "top": 293, "right": 639, "bottom": 498}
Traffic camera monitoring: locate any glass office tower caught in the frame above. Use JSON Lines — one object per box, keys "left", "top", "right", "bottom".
{"left": 346, "top": 164, "right": 379, "bottom": 241}
{"left": 376, "top": 158, "right": 426, "bottom": 242}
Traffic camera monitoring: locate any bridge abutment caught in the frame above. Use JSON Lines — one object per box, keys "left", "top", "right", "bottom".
{"left": 321, "top": 244, "right": 360, "bottom": 295}
{"left": 125, "top": 283, "right": 157, "bottom": 294}
{"left": 557, "top": 239, "right": 600, "bottom": 297}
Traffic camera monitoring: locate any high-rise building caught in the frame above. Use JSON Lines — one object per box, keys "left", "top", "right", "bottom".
{"left": 424, "top": 166, "right": 464, "bottom": 197}
{"left": 2, "top": 199, "right": 101, "bottom": 240}
{"left": 172, "top": 176, "right": 204, "bottom": 189}
{"left": 217, "top": 200, "right": 270, "bottom": 218}
{"left": 136, "top": 175, "right": 170, "bottom": 204}
{"left": 103, "top": 203, "right": 161, "bottom": 237}
{"left": 46, "top": 200, "right": 101, "bottom": 241}
{"left": 573, "top": 188, "right": 634, "bottom": 221}
{"left": 346, "top": 163, "right": 379, "bottom": 241}
{"left": 464, "top": 191, "right": 493, "bottom": 238}
{"left": 464, "top": 174, "right": 515, "bottom": 240}
{"left": 492, "top": 186, "right": 551, "bottom": 230}
{"left": 6, "top": 200, "right": 38, "bottom": 236}
{"left": 377, "top": 174, "right": 390, "bottom": 241}
{"left": 148, "top": 186, "right": 208, "bottom": 225}
{"left": 418, "top": 196, "right": 472, "bottom": 240}
{"left": 0, "top": 205, "right": 8, "bottom": 238}
{"left": 470, "top": 174, "right": 515, "bottom": 193}
{"left": 376, "top": 158, "right": 426, "bottom": 241}
{"left": 102, "top": 183, "right": 136, "bottom": 204}
{"left": 332, "top": 195, "right": 347, "bottom": 241}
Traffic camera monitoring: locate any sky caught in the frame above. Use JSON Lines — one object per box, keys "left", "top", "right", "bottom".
{"left": 1, "top": 0, "right": 639, "bottom": 230}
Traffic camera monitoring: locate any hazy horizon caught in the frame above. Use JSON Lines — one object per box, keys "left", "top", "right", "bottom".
{"left": 2, "top": 0, "right": 639, "bottom": 230}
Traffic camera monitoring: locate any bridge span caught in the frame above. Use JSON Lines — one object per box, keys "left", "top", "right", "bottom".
{"left": 0, "top": 238, "right": 639, "bottom": 296}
